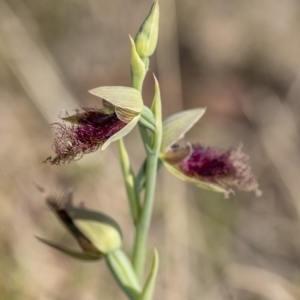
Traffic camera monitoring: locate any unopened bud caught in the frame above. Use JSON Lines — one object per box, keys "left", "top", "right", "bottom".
{"left": 37, "top": 190, "right": 122, "bottom": 260}
{"left": 135, "top": 1, "right": 159, "bottom": 58}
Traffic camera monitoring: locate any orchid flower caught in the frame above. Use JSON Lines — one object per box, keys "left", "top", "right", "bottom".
{"left": 160, "top": 109, "right": 261, "bottom": 198}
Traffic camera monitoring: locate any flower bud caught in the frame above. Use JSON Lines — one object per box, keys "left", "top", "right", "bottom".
{"left": 68, "top": 205, "right": 122, "bottom": 255}
{"left": 135, "top": 1, "right": 159, "bottom": 58}
{"left": 37, "top": 189, "right": 122, "bottom": 260}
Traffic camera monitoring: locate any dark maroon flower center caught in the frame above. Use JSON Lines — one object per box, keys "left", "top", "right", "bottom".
{"left": 167, "top": 142, "right": 260, "bottom": 196}
{"left": 45, "top": 109, "right": 127, "bottom": 165}
{"left": 76, "top": 110, "right": 126, "bottom": 145}
{"left": 179, "top": 145, "right": 234, "bottom": 178}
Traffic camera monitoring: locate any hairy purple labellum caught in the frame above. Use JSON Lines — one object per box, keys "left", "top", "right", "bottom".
{"left": 178, "top": 143, "right": 261, "bottom": 195}
{"left": 45, "top": 108, "right": 126, "bottom": 165}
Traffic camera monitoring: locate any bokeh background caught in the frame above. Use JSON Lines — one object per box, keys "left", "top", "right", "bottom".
{"left": 1, "top": 0, "right": 300, "bottom": 299}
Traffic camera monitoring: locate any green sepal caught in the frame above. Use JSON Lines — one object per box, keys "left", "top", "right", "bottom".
{"left": 106, "top": 249, "right": 142, "bottom": 300}
{"left": 139, "top": 249, "right": 159, "bottom": 300}
{"left": 130, "top": 35, "right": 146, "bottom": 92}
{"left": 36, "top": 237, "right": 102, "bottom": 261}
{"left": 161, "top": 108, "right": 206, "bottom": 152}
{"left": 67, "top": 207, "right": 123, "bottom": 254}
{"left": 89, "top": 86, "right": 143, "bottom": 113}
{"left": 135, "top": 1, "right": 159, "bottom": 58}
{"left": 162, "top": 161, "right": 231, "bottom": 197}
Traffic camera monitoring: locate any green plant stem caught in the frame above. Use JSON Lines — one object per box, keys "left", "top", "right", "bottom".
{"left": 133, "top": 77, "right": 162, "bottom": 280}
{"left": 132, "top": 148, "right": 159, "bottom": 279}
{"left": 135, "top": 159, "right": 163, "bottom": 195}
{"left": 139, "top": 125, "right": 152, "bottom": 153}
{"left": 130, "top": 25, "right": 162, "bottom": 281}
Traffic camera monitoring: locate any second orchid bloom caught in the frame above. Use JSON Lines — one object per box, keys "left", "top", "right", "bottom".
{"left": 160, "top": 109, "right": 261, "bottom": 198}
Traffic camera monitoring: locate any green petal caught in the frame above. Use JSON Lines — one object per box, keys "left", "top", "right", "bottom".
{"left": 67, "top": 207, "right": 123, "bottom": 254}
{"left": 101, "top": 115, "right": 140, "bottom": 151}
{"left": 89, "top": 86, "right": 143, "bottom": 112}
{"left": 139, "top": 249, "right": 159, "bottom": 300}
{"left": 115, "top": 106, "right": 139, "bottom": 123}
{"left": 36, "top": 237, "right": 102, "bottom": 260}
{"left": 163, "top": 161, "right": 232, "bottom": 197}
{"left": 161, "top": 108, "right": 206, "bottom": 152}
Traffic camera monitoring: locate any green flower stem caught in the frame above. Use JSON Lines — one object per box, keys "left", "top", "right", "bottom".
{"left": 135, "top": 159, "right": 163, "bottom": 195}
{"left": 132, "top": 151, "right": 158, "bottom": 279}
{"left": 118, "top": 139, "right": 140, "bottom": 224}
{"left": 129, "top": 1, "right": 161, "bottom": 282}
{"left": 133, "top": 77, "right": 162, "bottom": 279}
{"left": 135, "top": 159, "right": 147, "bottom": 195}
{"left": 139, "top": 125, "right": 152, "bottom": 154}
{"left": 142, "top": 58, "right": 149, "bottom": 72}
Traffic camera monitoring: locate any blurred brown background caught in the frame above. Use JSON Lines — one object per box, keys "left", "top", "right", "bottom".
{"left": 1, "top": 0, "right": 300, "bottom": 299}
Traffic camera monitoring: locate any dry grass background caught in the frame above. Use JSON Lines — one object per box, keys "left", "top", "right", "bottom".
{"left": 1, "top": 0, "right": 300, "bottom": 299}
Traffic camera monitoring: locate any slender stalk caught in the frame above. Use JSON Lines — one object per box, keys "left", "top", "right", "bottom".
{"left": 132, "top": 150, "right": 159, "bottom": 278}
{"left": 129, "top": 3, "right": 161, "bottom": 280}
{"left": 135, "top": 159, "right": 163, "bottom": 201}
{"left": 133, "top": 77, "right": 162, "bottom": 279}
{"left": 139, "top": 125, "right": 152, "bottom": 153}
